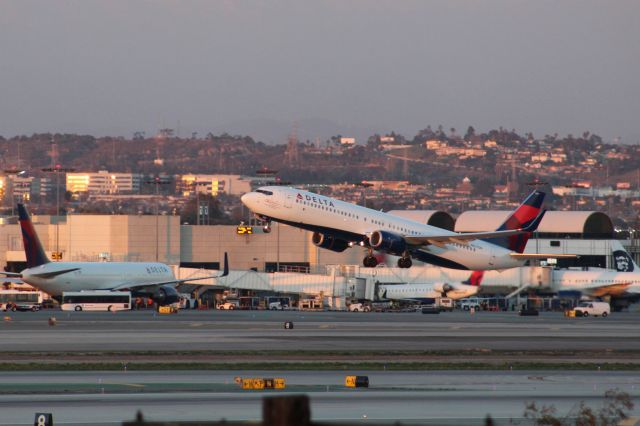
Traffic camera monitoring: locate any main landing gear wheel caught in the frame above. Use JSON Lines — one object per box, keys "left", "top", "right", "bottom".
{"left": 363, "top": 255, "right": 378, "bottom": 268}
{"left": 397, "top": 255, "right": 412, "bottom": 268}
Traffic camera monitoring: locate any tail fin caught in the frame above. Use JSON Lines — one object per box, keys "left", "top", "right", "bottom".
{"left": 17, "top": 204, "right": 50, "bottom": 268}
{"left": 611, "top": 240, "right": 638, "bottom": 272}
{"left": 485, "top": 190, "right": 545, "bottom": 253}
{"left": 463, "top": 271, "right": 484, "bottom": 286}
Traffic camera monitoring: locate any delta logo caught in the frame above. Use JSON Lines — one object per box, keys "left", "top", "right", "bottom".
{"left": 298, "top": 193, "right": 335, "bottom": 207}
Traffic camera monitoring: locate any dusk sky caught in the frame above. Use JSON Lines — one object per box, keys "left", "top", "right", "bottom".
{"left": 1, "top": 1, "right": 639, "bottom": 144}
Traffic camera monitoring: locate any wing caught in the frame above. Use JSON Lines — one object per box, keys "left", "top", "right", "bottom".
{"left": 112, "top": 252, "right": 229, "bottom": 291}
{"left": 0, "top": 272, "right": 23, "bottom": 277}
{"left": 404, "top": 209, "right": 545, "bottom": 247}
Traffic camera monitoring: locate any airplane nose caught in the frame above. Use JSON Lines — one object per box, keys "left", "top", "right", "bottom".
{"left": 241, "top": 192, "right": 255, "bottom": 208}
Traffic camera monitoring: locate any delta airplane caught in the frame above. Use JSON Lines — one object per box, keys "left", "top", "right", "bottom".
{"left": 552, "top": 241, "right": 640, "bottom": 302}
{"left": 0, "top": 204, "right": 228, "bottom": 305}
{"left": 241, "top": 186, "right": 548, "bottom": 270}
{"left": 378, "top": 271, "right": 484, "bottom": 302}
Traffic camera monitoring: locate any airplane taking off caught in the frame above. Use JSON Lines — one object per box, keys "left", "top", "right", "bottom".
{"left": 241, "top": 186, "right": 548, "bottom": 271}
{"left": 378, "top": 271, "right": 484, "bottom": 302}
{"left": 0, "top": 204, "right": 228, "bottom": 305}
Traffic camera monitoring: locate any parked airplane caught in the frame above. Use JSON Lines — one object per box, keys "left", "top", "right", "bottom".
{"left": 241, "top": 186, "right": 548, "bottom": 270}
{"left": 378, "top": 271, "right": 484, "bottom": 302}
{"left": 552, "top": 241, "right": 640, "bottom": 308}
{"left": 0, "top": 204, "right": 228, "bottom": 305}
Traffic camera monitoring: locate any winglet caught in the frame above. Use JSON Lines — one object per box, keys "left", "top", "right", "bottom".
{"left": 220, "top": 252, "right": 229, "bottom": 278}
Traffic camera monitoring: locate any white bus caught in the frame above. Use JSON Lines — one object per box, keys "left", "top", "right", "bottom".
{"left": 61, "top": 291, "right": 131, "bottom": 312}
{"left": 0, "top": 289, "right": 44, "bottom": 311}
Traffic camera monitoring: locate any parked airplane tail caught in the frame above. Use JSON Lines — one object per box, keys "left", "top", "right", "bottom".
{"left": 611, "top": 240, "right": 639, "bottom": 272}
{"left": 17, "top": 204, "right": 50, "bottom": 268}
{"left": 485, "top": 190, "right": 546, "bottom": 253}
{"left": 462, "top": 271, "right": 484, "bottom": 286}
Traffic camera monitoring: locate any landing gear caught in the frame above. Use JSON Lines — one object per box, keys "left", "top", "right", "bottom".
{"left": 397, "top": 253, "right": 412, "bottom": 269}
{"left": 262, "top": 219, "right": 272, "bottom": 233}
{"left": 363, "top": 249, "right": 378, "bottom": 268}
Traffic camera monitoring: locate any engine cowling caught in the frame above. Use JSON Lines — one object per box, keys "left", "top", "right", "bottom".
{"left": 433, "top": 282, "right": 453, "bottom": 294}
{"left": 369, "top": 230, "right": 407, "bottom": 255}
{"left": 153, "top": 285, "right": 180, "bottom": 306}
{"left": 312, "top": 232, "right": 350, "bottom": 252}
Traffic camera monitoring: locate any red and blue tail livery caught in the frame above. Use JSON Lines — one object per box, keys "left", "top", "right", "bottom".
{"left": 462, "top": 271, "right": 485, "bottom": 287}
{"left": 484, "top": 190, "right": 546, "bottom": 253}
{"left": 17, "top": 204, "right": 50, "bottom": 268}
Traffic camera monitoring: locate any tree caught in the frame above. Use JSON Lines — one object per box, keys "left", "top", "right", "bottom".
{"left": 465, "top": 126, "right": 476, "bottom": 140}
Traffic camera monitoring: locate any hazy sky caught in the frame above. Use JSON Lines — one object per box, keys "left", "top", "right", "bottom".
{"left": 1, "top": 1, "right": 639, "bottom": 144}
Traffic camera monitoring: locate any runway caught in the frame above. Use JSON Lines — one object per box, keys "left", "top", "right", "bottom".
{"left": 1, "top": 309, "right": 639, "bottom": 352}
{"left": 0, "top": 370, "right": 638, "bottom": 425}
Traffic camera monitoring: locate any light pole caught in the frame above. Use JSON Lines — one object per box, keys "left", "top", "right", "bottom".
{"left": 3, "top": 169, "right": 25, "bottom": 217}
{"left": 145, "top": 176, "right": 171, "bottom": 262}
{"left": 42, "top": 165, "right": 74, "bottom": 260}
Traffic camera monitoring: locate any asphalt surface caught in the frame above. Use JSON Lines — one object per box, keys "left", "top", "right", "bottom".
{"left": 0, "top": 370, "right": 638, "bottom": 425}
{"left": 0, "top": 309, "right": 639, "bottom": 352}
{"left": 1, "top": 311, "right": 639, "bottom": 425}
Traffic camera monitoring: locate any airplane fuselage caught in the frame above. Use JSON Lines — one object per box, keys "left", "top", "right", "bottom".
{"left": 242, "top": 186, "right": 523, "bottom": 270}
{"left": 379, "top": 282, "right": 479, "bottom": 301}
{"left": 553, "top": 269, "right": 640, "bottom": 297}
{"left": 21, "top": 262, "right": 174, "bottom": 297}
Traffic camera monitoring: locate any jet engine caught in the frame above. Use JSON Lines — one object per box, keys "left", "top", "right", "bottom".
{"left": 153, "top": 285, "right": 180, "bottom": 306}
{"left": 433, "top": 282, "right": 453, "bottom": 295}
{"left": 369, "top": 230, "right": 407, "bottom": 255}
{"left": 312, "top": 232, "right": 350, "bottom": 252}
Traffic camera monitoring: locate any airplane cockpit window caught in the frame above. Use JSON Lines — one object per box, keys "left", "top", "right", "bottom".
{"left": 256, "top": 189, "right": 273, "bottom": 196}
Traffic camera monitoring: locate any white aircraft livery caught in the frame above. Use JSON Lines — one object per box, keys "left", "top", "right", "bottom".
{"left": 2, "top": 204, "right": 228, "bottom": 305}
{"left": 379, "top": 271, "right": 484, "bottom": 302}
{"left": 553, "top": 241, "right": 640, "bottom": 300}
{"left": 241, "top": 186, "right": 547, "bottom": 271}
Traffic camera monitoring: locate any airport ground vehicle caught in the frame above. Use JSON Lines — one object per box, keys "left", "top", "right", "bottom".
{"left": 0, "top": 289, "right": 43, "bottom": 311}
{"left": 60, "top": 291, "right": 131, "bottom": 312}
{"left": 573, "top": 301, "right": 610, "bottom": 317}
{"left": 437, "top": 297, "right": 454, "bottom": 311}
{"left": 7, "top": 301, "right": 41, "bottom": 312}
{"left": 269, "top": 301, "right": 285, "bottom": 310}
{"left": 217, "top": 300, "right": 239, "bottom": 310}
{"left": 459, "top": 297, "right": 481, "bottom": 311}
{"left": 348, "top": 302, "right": 371, "bottom": 312}
{"left": 267, "top": 297, "right": 291, "bottom": 310}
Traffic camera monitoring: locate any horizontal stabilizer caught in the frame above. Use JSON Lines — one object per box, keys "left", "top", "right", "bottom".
{"left": 31, "top": 268, "right": 81, "bottom": 279}
{"left": 509, "top": 253, "right": 578, "bottom": 259}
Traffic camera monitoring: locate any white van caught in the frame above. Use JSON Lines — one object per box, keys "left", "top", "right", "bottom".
{"left": 573, "top": 301, "right": 610, "bottom": 317}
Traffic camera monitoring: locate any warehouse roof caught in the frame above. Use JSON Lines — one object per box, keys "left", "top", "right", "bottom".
{"left": 388, "top": 210, "right": 455, "bottom": 231}
{"left": 454, "top": 210, "right": 613, "bottom": 237}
